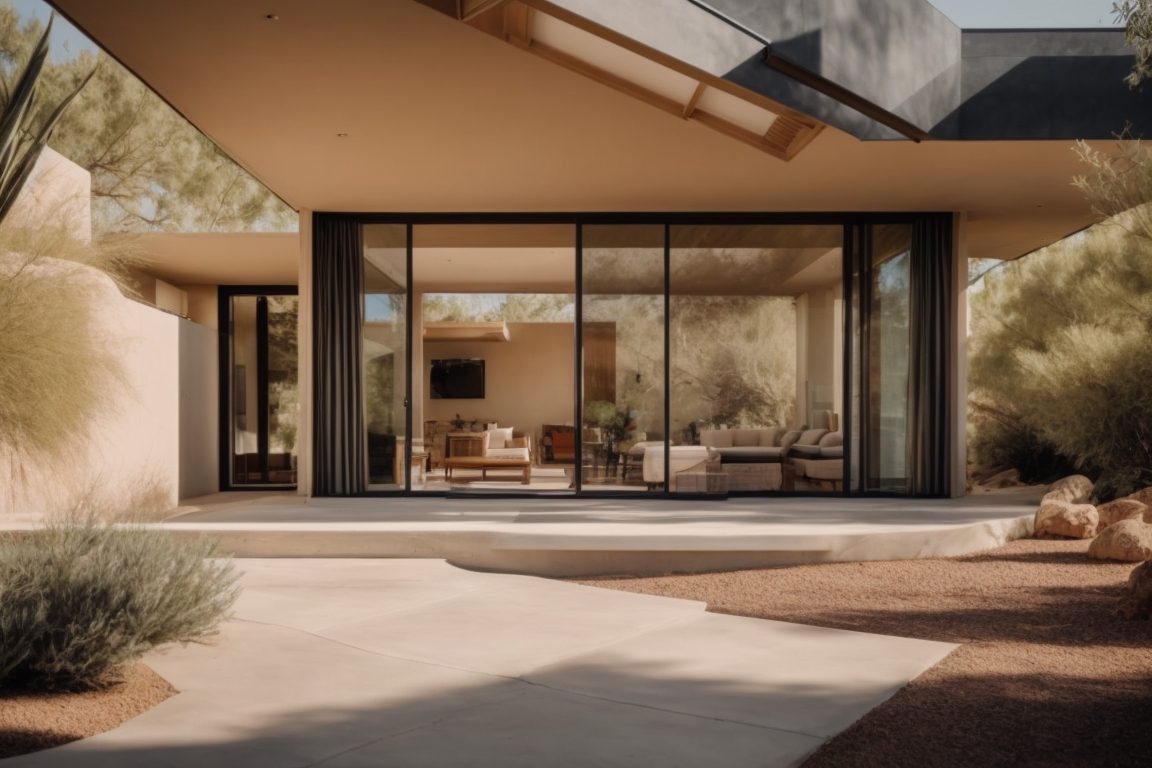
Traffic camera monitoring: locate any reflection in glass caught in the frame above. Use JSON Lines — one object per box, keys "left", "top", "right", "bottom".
{"left": 581, "top": 225, "right": 664, "bottom": 491}
{"left": 229, "top": 293, "right": 298, "bottom": 485}
{"left": 670, "top": 225, "right": 844, "bottom": 493}
{"left": 867, "top": 224, "right": 912, "bottom": 492}
{"left": 363, "top": 224, "right": 408, "bottom": 488}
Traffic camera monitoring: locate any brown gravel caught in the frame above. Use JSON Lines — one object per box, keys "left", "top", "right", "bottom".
{"left": 578, "top": 539, "right": 1152, "bottom": 768}
{"left": 0, "top": 664, "right": 176, "bottom": 759}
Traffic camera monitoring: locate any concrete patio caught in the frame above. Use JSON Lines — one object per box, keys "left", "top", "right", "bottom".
{"left": 5, "top": 558, "right": 956, "bottom": 768}
{"left": 159, "top": 489, "right": 1040, "bottom": 576}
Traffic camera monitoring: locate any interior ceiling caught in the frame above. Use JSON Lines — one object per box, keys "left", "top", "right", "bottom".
{"left": 50, "top": 0, "right": 1109, "bottom": 261}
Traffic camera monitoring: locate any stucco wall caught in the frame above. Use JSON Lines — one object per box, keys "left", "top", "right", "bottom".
{"left": 2, "top": 264, "right": 217, "bottom": 520}
{"left": 179, "top": 318, "right": 218, "bottom": 499}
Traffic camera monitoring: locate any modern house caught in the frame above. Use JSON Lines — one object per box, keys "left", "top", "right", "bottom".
{"left": 46, "top": 0, "right": 1152, "bottom": 503}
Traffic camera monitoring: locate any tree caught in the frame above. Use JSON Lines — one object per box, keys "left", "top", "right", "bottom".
{"left": 1116, "top": 0, "right": 1152, "bottom": 86}
{"left": 0, "top": 9, "right": 294, "bottom": 232}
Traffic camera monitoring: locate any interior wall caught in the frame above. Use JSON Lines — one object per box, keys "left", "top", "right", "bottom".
{"left": 423, "top": 322, "right": 574, "bottom": 441}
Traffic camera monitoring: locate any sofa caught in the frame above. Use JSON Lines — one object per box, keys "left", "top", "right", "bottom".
{"left": 698, "top": 427, "right": 801, "bottom": 491}
{"left": 482, "top": 426, "right": 532, "bottom": 461}
{"left": 789, "top": 431, "right": 844, "bottom": 490}
{"left": 697, "top": 427, "right": 845, "bottom": 491}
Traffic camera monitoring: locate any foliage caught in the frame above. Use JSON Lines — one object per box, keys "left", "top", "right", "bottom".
{"left": 584, "top": 400, "right": 629, "bottom": 445}
{"left": 1116, "top": 0, "right": 1152, "bottom": 86}
{"left": 0, "top": 523, "right": 238, "bottom": 690}
{"left": 0, "top": 8, "right": 294, "bottom": 232}
{"left": 968, "top": 215, "right": 1152, "bottom": 497}
{"left": 422, "top": 293, "right": 575, "bottom": 323}
{"left": 0, "top": 13, "right": 91, "bottom": 224}
{"left": 0, "top": 232, "right": 130, "bottom": 482}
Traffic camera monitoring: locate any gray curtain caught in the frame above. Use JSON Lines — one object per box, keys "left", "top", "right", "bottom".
{"left": 907, "top": 215, "right": 953, "bottom": 496}
{"left": 312, "top": 215, "right": 364, "bottom": 495}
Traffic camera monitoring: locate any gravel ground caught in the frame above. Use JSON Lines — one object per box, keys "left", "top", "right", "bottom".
{"left": 0, "top": 664, "right": 176, "bottom": 759}
{"left": 579, "top": 539, "right": 1152, "bottom": 768}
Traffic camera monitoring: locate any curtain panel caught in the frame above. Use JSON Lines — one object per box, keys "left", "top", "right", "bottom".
{"left": 312, "top": 215, "right": 365, "bottom": 495}
{"left": 907, "top": 215, "right": 953, "bottom": 496}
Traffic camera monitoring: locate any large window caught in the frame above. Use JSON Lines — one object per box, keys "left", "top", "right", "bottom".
{"left": 669, "top": 225, "right": 844, "bottom": 494}
{"left": 580, "top": 224, "right": 665, "bottom": 492}
{"left": 363, "top": 224, "right": 409, "bottom": 489}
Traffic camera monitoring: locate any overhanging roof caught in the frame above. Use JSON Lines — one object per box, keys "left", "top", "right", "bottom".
{"left": 49, "top": 0, "right": 1126, "bottom": 260}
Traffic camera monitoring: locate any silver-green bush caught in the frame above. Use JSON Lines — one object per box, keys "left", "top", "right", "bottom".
{"left": 0, "top": 525, "right": 239, "bottom": 690}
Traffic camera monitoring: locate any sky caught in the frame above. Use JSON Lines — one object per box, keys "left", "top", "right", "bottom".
{"left": 0, "top": 0, "right": 1127, "bottom": 63}
{"left": 929, "top": 0, "right": 1119, "bottom": 28}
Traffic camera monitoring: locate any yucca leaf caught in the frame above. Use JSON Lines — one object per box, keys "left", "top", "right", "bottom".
{"left": 0, "top": 14, "right": 94, "bottom": 225}
{"left": 0, "top": 66, "right": 94, "bottom": 223}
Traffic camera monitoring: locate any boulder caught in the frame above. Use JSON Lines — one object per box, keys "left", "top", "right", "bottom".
{"left": 1097, "top": 498, "right": 1150, "bottom": 530}
{"left": 1042, "top": 474, "right": 1094, "bottom": 504}
{"left": 1124, "top": 486, "right": 1152, "bottom": 506}
{"left": 1033, "top": 501, "right": 1098, "bottom": 539}
{"left": 1088, "top": 519, "right": 1152, "bottom": 561}
{"left": 1118, "top": 561, "right": 1152, "bottom": 620}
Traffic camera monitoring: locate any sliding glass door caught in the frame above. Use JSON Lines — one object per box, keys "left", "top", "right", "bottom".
{"left": 220, "top": 287, "right": 299, "bottom": 488}
{"left": 579, "top": 224, "right": 665, "bottom": 492}
{"left": 362, "top": 224, "right": 410, "bottom": 490}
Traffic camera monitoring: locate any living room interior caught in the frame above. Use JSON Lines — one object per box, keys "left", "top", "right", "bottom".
{"left": 361, "top": 221, "right": 850, "bottom": 494}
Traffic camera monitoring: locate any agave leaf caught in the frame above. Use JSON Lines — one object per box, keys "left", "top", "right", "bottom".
{"left": 0, "top": 15, "right": 52, "bottom": 160}
{"left": 0, "top": 14, "right": 95, "bottom": 225}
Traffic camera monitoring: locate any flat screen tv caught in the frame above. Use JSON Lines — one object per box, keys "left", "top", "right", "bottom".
{"left": 430, "top": 358, "right": 485, "bottom": 399}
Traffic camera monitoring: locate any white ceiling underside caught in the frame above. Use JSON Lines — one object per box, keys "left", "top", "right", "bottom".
{"left": 52, "top": 0, "right": 1110, "bottom": 265}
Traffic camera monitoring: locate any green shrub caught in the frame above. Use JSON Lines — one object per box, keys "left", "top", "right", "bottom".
{"left": 0, "top": 525, "right": 238, "bottom": 691}
{"left": 969, "top": 220, "right": 1152, "bottom": 498}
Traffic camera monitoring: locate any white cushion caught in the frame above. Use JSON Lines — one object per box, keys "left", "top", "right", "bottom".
{"left": 797, "top": 428, "right": 828, "bottom": 446}
{"left": 486, "top": 446, "right": 529, "bottom": 460}
{"left": 758, "top": 427, "right": 781, "bottom": 447}
{"left": 483, "top": 427, "right": 514, "bottom": 450}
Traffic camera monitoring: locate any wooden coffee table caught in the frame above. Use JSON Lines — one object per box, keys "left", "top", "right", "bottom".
{"left": 444, "top": 456, "right": 532, "bottom": 484}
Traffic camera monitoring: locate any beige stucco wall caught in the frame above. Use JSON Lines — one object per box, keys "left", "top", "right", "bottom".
{"left": 6, "top": 147, "right": 92, "bottom": 241}
{"left": 423, "top": 322, "right": 575, "bottom": 441}
{"left": 1, "top": 262, "right": 219, "bottom": 519}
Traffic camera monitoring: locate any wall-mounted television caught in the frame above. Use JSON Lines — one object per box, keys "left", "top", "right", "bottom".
{"left": 430, "top": 358, "right": 485, "bottom": 399}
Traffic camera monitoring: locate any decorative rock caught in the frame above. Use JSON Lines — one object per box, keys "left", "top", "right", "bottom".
{"left": 1124, "top": 486, "right": 1152, "bottom": 506}
{"left": 1033, "top": 501, "right": 1098, "bottom": 539}
{"left": 1096, "top": 499, "right": 1149, "bottom": 529}
{"left": 1041, "top": 474, "right": 1094, "bottom": 504}
{"left": 1118, "top": 561, "right": 1152, "bottom": 620}
{"left": 1088, "top": 519, "right": 1152, "bottom": 561}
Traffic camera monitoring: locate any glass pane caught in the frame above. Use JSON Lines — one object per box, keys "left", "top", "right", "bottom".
{"left": 266, "top": 296, "right": 298, "bottom": 484}
{"left": 228, "top": 293, "right": 297, "bottom": 486}
{"left": 581, "top": 224, "right": 665, "bottom": 491}
{"left": 230, "top": 296, "right": 259, "bottom": 485}
{"left": 363, "top": 224, "right": 408, "bottom": 489}
{"left": 867, "top": 224, "right": 912, "bottom": 492}
{"left": 670, "top": 224, "right": 844, "bottom": 494}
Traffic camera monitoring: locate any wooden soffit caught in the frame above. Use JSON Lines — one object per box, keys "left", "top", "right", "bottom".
{"left": 449, "top": 0, "right": 823, "bottom": 160}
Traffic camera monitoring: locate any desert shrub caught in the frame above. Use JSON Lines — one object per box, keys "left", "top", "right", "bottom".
{"left": 0, "top": 223, "right": 139, "bottom": 499}
{"left": 968, "top": 402, "right": 1080, "bottom": 484}
{"left": 0, "top": 524, "right": 238, "bottom": 690}
{"left": 969, "top": 219, "right": 1152, "bottom": 497}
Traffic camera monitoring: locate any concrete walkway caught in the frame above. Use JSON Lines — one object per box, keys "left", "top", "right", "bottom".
{"left": 7, "top": 559, "right": 955, "bottom": 768}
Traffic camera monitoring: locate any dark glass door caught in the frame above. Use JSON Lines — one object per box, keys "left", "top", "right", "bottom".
{"left": 221, "top": 288, "right": 299, "bottom": 488}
